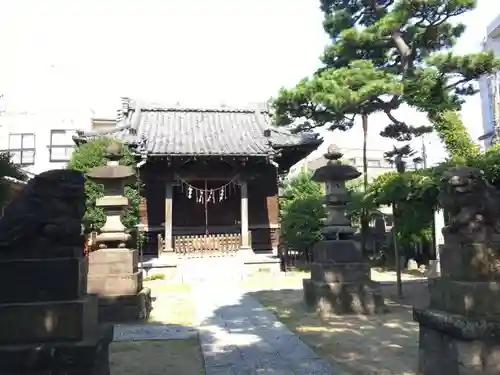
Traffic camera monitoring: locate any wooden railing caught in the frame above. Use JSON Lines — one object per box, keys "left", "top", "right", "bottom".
{"left": 173, "top": 233, "right": 241, "bottom": 257}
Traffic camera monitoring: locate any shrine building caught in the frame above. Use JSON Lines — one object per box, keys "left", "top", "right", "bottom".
{"left": 74, "top": 98, "right": 321, "bottom": 257}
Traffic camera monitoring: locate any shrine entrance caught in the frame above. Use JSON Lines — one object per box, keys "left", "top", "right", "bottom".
{"left": 73, "top": 101, "right": 322, "bottom": 260}
{"left": 170, "top": 175, "right": 245, "bottom": 257}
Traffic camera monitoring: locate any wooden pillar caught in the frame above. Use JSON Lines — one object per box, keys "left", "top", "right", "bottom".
{"left": 164, "top": 182, "right": 173, "bottom": 252}
{"left": 240, "top": 179, "right": 251, "bottom": 250}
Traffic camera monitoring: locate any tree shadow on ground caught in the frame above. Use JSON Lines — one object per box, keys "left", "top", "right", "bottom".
{"left": 250, "top": 280, "right": 428, "bottom": 374}
{"left": 197, "top": 279, "right": 428, "bottom": 374}
{"left": 198, "top": 296, "right": 335, "bottom": 374}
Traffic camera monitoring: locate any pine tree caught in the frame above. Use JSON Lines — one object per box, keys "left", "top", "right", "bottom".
{"left": 271, "top": 0, "right": 500, "bottom": 253}
{"left": 384, "top": 144, "right": 422, "bottom": 173}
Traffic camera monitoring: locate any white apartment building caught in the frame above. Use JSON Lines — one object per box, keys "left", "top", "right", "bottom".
{"left": 0, "top": 107, "right": 97, "bottom": 175}
{"left": 479, "top": 14, "right": 500, "bottom": 148}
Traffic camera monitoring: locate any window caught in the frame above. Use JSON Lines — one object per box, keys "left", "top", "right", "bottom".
{"left": 367, "top": 159, "right": 382, "bottom": 167}
{"left": 49, "top": 130, "right": 75, "bottom": 162}
{"left": 380, "top": 160, "right": 392, "bottom": 168}
{"left": 487, "top": 72, "right": 500, "bottom": 134}
{"left": 8, "top": 133, "right": 35, "bottom": 166}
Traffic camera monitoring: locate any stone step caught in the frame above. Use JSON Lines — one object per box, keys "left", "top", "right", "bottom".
{"left": 98, "top": 288, "right": 152, "bottom": 323}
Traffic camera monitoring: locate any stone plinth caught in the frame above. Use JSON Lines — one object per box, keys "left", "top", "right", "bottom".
{"left": 303, "top": 145, "right": 386, "bottom": 316}
{"left": 415, "top": 236, "right": 500, "bottom": 374}
{"left": 303, "top": 240, "right": 385, "bottom": 316}
{"left": 414, "top": 309, "right": 500, "bottom": 375}
{"left": 88, "top": 248, "right": 151, "bottom": 323}
{"left": 0, "top": 256, "right": 113, "bottom": 374}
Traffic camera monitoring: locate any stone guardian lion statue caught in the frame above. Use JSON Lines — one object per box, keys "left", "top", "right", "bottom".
{"left": 439, "top": 166, "right": 500, "bottom": 238}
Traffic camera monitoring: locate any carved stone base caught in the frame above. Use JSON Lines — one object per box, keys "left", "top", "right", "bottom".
{"left": 98, "top": 287, "right": 152, "bottom": 323}
{"left": 310, "top": 262, "right": 370, "bottom": 283}
{"left": 303, "top": 278, "right": 386, "bottom": 316}
{"left": 0, "top": 257, "right": 88, "bottom": 303}
{"left": 87, "top": 248, "right": 150, "bottom": 322}
{"left": 0, "top": 325, "right": 113, "bottom": 375}
{"left": 429, "top": 278, "right": 500, "bottom": 316}
{"left": 312, "top": 240, "right": 363, "bottom": 263}
{"left": 87, "top": 249, "right": 137, "bottom": 275}
{"left": 414, "top": 308, "right": 500, "bottom": 375}
{"left": 87, "top": 272, "right": 143, "bottom": 295}
{"left": 0, "top": 295, "right": 99, "bottom": 345}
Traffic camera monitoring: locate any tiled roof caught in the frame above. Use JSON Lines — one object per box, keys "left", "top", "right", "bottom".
{"left": 75, "top": 99, "right": 321, "bottom": 156}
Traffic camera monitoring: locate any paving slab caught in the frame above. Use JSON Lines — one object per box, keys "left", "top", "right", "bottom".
{"left": 194, "top": 281, "right": 333, "bottom": 375}
{"left": 113, "top": 323, "right": 197, "bottom": 341}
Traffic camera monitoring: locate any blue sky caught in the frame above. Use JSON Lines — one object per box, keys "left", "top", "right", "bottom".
{"left": 0, "top": 0, "right": 498, "bottom": 163}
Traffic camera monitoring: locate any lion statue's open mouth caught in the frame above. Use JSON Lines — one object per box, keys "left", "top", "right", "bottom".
{"left": 442, "top": 167, "right": 484, "bottom": 193}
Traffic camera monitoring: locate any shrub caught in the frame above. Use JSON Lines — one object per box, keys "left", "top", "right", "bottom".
{"left": 67, "top": 137, "right": 140, "bottom": 231}
{"left": 280, "top": 170, "right": 326, "bottom": 257}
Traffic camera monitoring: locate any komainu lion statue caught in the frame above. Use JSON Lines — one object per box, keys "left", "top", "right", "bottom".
{"left": 0, "top": 169, "right": 85, "bottom": 257}
{"left": 439, "top": 166, "right": 500, "bottom": 237}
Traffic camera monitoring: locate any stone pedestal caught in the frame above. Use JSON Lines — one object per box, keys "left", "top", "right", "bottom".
{"left": 0, "top": 256, "right": 113, "bottom": 374}
{"left": 303, "top": 240, "right": 386, "bottom": 315}
{"left": 88, "top": 248, "right": 151, "bottom": 323}
{"left": 415, "top": 309, "right": 500, "bottom": 375}
{"left": 302, "top": 145, "right": 386, "bottom": 316}
{"left": 414, "top": 233, "right": 500, "bottom": 374}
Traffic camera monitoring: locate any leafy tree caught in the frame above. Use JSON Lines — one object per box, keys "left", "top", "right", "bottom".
{"left": 365, "top": 139, "right": 500, "bottom": 256}
{"left": 367, "top": 103, "right": 485, "bottom": 250}
{"left": 67, "top": 137, "right": 140, "bottom": 232}
{"left": 430, "top": 110, "right": 479, "bottom": 160}
{"left": 271, "top": 0, "right": 499, "bottom": 252}
{"left": 0, "top": 152, "right": 26, "bottom": 208}
{"left": 280, "top": 170, "right": 326, "bottom": 259}
{"left": 345, "top": 177, "right": 382, "bottom": 226}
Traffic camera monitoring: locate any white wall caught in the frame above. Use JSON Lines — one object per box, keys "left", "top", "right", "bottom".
{"left": 479, "top": 75, "right": 493, "bottom": 143}
{"left": 479, "top": 16, "right": 500, "bottom": 148}
{"left": 0, "top": 108, "right": 93, "bottom": 175}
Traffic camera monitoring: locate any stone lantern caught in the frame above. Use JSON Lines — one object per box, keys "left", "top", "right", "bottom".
{"left": 303, "top": 145, "right": 386, "bottom": 315}
{"left": 86, "top": 142, "right": 151, "bottom": 323}
{"left": 87, "top": 142, "right": 133, "bottom": 248}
